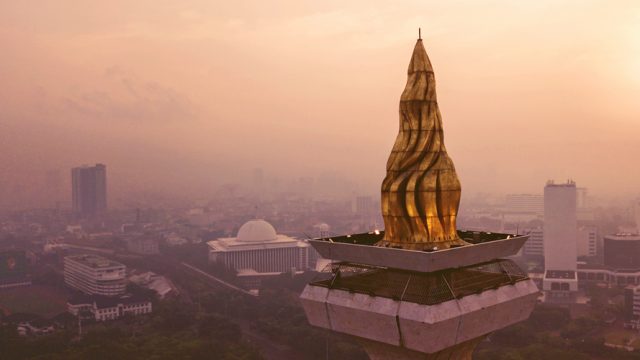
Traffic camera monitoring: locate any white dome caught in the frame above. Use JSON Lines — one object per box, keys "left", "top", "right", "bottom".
{"left": 236, "top": 219, "right": 277, "bottom": 242}
{"left": 315, "top": 223, "right": 330, "bottom": 232}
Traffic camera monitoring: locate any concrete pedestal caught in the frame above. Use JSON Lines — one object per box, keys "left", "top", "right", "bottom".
{"left": 300, "top": 279, "right": 539, "bottom": 359}
{"left": 359, "top": 336, "right": 484, "bottom": 360}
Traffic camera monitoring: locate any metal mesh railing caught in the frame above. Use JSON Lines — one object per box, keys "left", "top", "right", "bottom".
{"left": 310, "top": 259, "right": 528, "bottom": 305}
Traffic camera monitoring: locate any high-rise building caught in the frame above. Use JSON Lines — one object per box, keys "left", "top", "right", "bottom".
{"left": 71, "top": 164, "right": 107, "bottom": 218}
{"left": 543, "top": 180, "right": 578, "bottom": 297}
{"left": 64, "top": 254, "right": 126, "bottom": 296}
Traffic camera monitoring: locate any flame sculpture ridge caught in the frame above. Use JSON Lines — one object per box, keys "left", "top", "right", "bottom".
{"left": 380, "top": 38, "right": 467, "bottom": 250}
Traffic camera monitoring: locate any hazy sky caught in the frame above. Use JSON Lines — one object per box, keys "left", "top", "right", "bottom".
{"left": 1, "top": 0, "right": 639, "bottom": 206}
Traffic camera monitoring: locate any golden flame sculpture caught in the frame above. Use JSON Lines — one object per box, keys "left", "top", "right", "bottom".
{"left": 380, "top": 38, "right": 467, "bottom": 250}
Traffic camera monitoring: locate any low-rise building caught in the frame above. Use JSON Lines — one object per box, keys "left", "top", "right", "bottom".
{"left": 67, "top": 294, "right": 152, "bottom": 321}
{"left": 127, "top": 236, "right": 160, "bottom": 255}
{"left": 208, "top": 219, "right": 313, "bottom": 289}
{"left": 624, "top": 284, "right": 640, "bottom": 329}
{"left": 17, "top": 321, "right": 54, "bottom": 336}
{"left": 129, "top": 271, "right": 175, "bottom": 299}
{"left": 578, "top": 265, "right": 640, "bottom": 286}
{"left": 64, "top": 254, "right": 126, "bottom": 296}
{"left": 604, "top": 233, "right": 640, "bottom": 270}
{"left": 578, "top": 233, "right": 640, "bottom": 288}
{"left": 208, "top": 219, "right": 311, "bottom": 274}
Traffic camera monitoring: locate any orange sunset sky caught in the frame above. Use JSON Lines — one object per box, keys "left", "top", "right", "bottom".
{"left": 1, "top": 1, "right": 639, "bottom": 206}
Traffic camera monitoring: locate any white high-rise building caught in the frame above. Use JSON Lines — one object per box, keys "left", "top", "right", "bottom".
{"left": 64, "top": 255, "right": 126, "bottom": 296}
{"left": 543, "top": 180, "right": 578, "bottom": 296}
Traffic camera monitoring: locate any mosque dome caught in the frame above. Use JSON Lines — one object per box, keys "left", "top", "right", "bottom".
{"left": 236, "top": 219, "right": 278, "bottom": 242}
{"left": 314, "top": 223, "right": 330, "bottom": 232}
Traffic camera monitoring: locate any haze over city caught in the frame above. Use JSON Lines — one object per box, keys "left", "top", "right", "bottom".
{"left": 1, "top": 0, "right": 639, "bottom": 206}
{"left": 4, "top": 2, "right": 640, "bottom": 360}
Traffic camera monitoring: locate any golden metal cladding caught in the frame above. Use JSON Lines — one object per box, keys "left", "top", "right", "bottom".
{"left": 379, "top": 39, "right": 467, "bottom": 250}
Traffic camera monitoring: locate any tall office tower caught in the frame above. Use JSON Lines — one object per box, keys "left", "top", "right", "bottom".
{"left": 71, "top": 164, "right": 107, "bottom": 218}
{"left": 543, "top": 180, "right": 578, "bottom": 298}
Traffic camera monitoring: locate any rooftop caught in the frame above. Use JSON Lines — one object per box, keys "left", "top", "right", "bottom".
{"left": 605, "top": 233, "right": 640, "bottom": 241}
{"left": 309, "top": 259, "right": 529, "bottom": 306}
{"left": 208, "top": 234, "right": 305, "bottom": 251}
{"left": 319, "top": 230, "right": 519, "bottom": 249}
{"left": 65, "top": 254, "right": 124, "bottom": 269}
{"left": 68, "top": 293, "right": 150, "bottom": 309}
{"left": 309, "top": 230, "right": 527, "bottom": 273}
{"left": 237, "top": 219, "right": 277, "bottom": 242}
{"left": 545, "top": 179, "right": 576, "bottom": 187}
{"left": 545, "top": 270, "right": 576, "bottom": 280}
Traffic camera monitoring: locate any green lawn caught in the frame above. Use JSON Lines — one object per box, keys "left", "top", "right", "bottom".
{"left": 629, "top": 337, "right": 640, "bottom": 349}
{"left": 603, "top": 328, "right": 640, "bottom": 348}
{"left": 0, "top": 285, "right": 69, "bottom": 318}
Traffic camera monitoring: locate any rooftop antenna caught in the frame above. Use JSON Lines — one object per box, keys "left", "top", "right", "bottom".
{"left": 418, "top": 28, "right": 421, "bottom": 40}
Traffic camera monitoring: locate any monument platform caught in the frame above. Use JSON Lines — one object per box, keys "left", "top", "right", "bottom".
{"left": 309, "top": 230, "right": 528, "bottom": 273}
{"left": 301, "top": 232, "right": 540, "bottom": 359}
{"left": 300, "top": 263, "right": 538, "bottom": 355}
